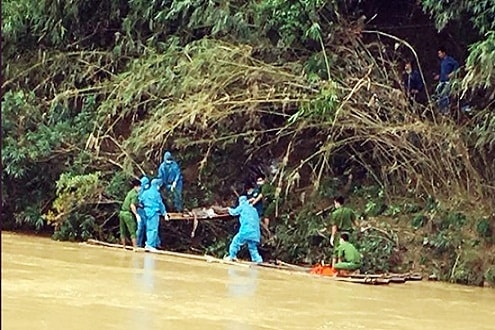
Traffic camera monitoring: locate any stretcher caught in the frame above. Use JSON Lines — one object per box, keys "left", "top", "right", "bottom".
{"left": 164, "top": 207, "right": 233, "bottom": 238}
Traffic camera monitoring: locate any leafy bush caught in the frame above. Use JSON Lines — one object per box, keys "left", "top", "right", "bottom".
{"left": 44, "top": 172, "right": 109, "bottom": 240}
{"left": 411, "top": 214, "right": 428, "bottom": 229}
{"left": 255, "top": 0, "right": 328, "bottom": 47}
{"left": 402, "top": 203, "right": 421, "bottom": 214}
{"left": 476, "top": 217, "right": 493, "bottom": 241}
{"left": 52, "top": 213, "right": 97, "bottom": 242}
{"left": 443, "top": 212, "right": 467, "bottom": 229}
{"left": 106, "top": 171, "right": 133, "bottom": 200}
{"left": 485, "top": 266, "right": 495, "bottom": 286}
{"left": 14, "top": 206, "right": 45, "bottom": 231}
{"left": 204, "top": 236, "right": 230, "bottom": 258}
{"left": 356, "top": 187, "right": 386, "bottom": 217}
{"left": 288, "top": 81, "right": 340, "bottom": 124}
{"left": 424, "top": 231, "right": 455, "bottom": 255}
{"left": 383, "top": 204, "right": 401, "bottom": 217}
{"left": 273, "top": 209, "right": 333, "bottom": 264}
{"left": 450, "top": 250, "right": 485, "bottom": 286}
{"left": 364, "top": 199, "right": 386, "bottom": 217}
{"left": 356, "top": 227, "right": 400, "bottom": 273}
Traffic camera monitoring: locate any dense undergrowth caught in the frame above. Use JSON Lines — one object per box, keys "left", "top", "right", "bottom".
{"left": 2, "top": 0, "right": 494, "bottom": 286}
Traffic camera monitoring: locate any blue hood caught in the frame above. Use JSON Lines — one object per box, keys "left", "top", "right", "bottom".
{"left": 140, "top": 176, "right": 150, "bottom": 186}
{"left": 163, "top": 151, "right": 173, "bottom": 162}
{"left": 151, "top": 178, "right": 163, "bottom": 189}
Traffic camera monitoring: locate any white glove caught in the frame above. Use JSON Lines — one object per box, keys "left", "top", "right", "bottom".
{"left": 171, "top": 181, "right": 177, "bottom": 192}
{"left": 165, "top": 214, "right": 170, "bottom": 221}
{"left": 136, "top": 214, "right": 141, "bottom": 223}
{"left": 330, "top": 235, "right": 335, "bottom": 247}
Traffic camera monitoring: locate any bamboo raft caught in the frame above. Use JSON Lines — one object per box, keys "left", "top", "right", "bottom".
{"left": 274, "top": 260, "right": 422, "bottom": 283}
{"left": 82, "top": 239, "right": 422, "bottom": 285}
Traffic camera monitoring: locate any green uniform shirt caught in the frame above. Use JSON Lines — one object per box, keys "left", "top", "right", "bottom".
{"left": 121, "top": 189, "right": 138, "bottom": 213}
{"left": 337, "top": 241, "right": 361, "bottom": 264}
{"left": 330, "top": 206, "right": 356, "bottom": 232}
{"left": 261, "top": 183, "right": 278, "bottom": 217}
{"left": 261, "top": 183, "right": 275, "bottom": 203}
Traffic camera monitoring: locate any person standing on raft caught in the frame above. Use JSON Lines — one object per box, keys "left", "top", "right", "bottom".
{"left": 223, "top": 196, "right": 263, "bottom": 264}
{"left": 119, "top": 179, "right": 141, "bottom": 251}
{"left": 136, "top": 176, "right": 150, "bottom": 248}
{"left": 141, "top": 178, "right": 168, "bottom": 252}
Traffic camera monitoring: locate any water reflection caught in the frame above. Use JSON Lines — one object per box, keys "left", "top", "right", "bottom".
{"left": 224, "top": 268, "right": 259, "bottom": 330}
{"left": 225, "top": 320, "right": 253, "bottom": 330}
{"left": 143, "top": 254, "right": 156, "bottom": 291}
{"left": 131, "top": 253, "right": 156, "bottom": 330}
{"left": 226, "top": 268, "right": 258, "bottom": 298}
{"left": 132, "top": 253, "right": 156, "bottom": 292}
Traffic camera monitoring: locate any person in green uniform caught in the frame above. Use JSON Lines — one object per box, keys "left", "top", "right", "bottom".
{"left": 252, "top": 175, "right": 277, "bottom": 235}
{"left": 334, "top": 232, "right": 361, "bottom": 273}
{"left": 119, "top": 179, "right": 141, "bottom": 251}
{"left": 329, "top": 195, "right": 357, "bottom": 267}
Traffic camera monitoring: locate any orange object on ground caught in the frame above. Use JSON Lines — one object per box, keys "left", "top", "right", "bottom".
{"left": 310, "top": 264, "right": 337, "bottom": 276}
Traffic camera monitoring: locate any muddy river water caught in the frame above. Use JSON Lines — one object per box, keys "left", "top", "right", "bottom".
{"left": 2, "top": 232, "right": 494, "bottom": 329}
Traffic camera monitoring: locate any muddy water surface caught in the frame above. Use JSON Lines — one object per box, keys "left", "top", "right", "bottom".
{"left": 2, "top": 232, "right": 494, "bottom": 330}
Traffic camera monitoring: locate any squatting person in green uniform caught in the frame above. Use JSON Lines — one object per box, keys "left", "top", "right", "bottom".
{"left": 119, "top": 179, "right": 141, "bottom": 251}
{"left": 329, "top": 195, "right": 358, "bottom": 267}
{"left": 334, "top": 232, "right": 362, "bottom": 274}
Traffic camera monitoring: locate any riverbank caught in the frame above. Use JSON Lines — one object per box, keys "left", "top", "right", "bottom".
{"left": 268, "top": 188, "right": 495, "bottom": 288}
{"left": 4, "top": 184, "right": 494, "bottom": 289}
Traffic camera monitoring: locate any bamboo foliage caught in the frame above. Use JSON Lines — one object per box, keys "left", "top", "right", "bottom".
{"left": 463, "top": 32, "right": 495, "bottom": 92}
{"left": 82, "top": 31, "right": 493, "bottom": 208}
{"left": 3, "top": 0, "right": 495, "bottom": 237}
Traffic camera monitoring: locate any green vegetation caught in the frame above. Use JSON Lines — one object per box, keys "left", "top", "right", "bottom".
{"left": 2, "top": 0, "right": 494, "bottom": 286}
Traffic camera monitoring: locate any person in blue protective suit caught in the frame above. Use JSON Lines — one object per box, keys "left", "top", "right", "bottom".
{"left": 136, "top": 176, "right": 150, "bottom": 248}
{"left": 136, "top": 176, "right": 161, "bottom": 248}
{"left": 140, "top": 178, "right": 168, "bottom": 252}
{"left": 224, "top": 196, "right": 263, "bottom": 263}
{"left": 157, "top": 151, "right": 184, "bottom": 212}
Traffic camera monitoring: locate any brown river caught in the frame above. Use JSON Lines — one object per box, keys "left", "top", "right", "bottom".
{"left": 2, "top": 232, "right": 494, "bottom": 330}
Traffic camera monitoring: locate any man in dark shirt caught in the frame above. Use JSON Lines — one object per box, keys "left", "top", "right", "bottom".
{"left": 434, "top": 46, "right": 459, "bottom": 115}
{"left": 402, "top": 59, "right": 424, "bottom": 103}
